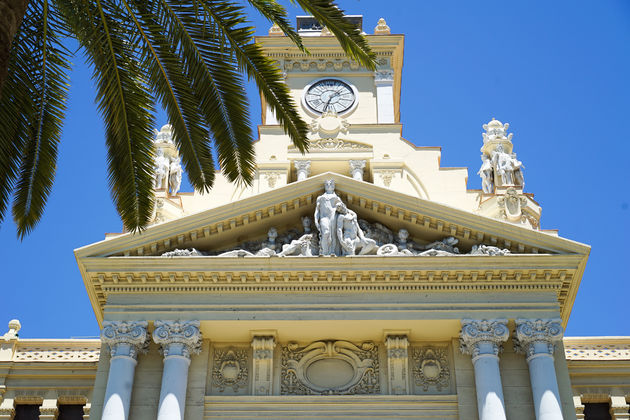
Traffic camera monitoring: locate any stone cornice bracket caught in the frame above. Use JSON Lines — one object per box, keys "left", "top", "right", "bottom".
{"left": 374, "top": 69, "right": 394, "bottom": 85}
{"left": 385, "top": 335, "right": 410, "bottom": 395}
{"left": 101, "top": 321, "right": 149, "bottom": 359}
{"left": 251, "top": 336, "right": 276, "bottom": 395}
{"left": 153, "top": 320, "right": 202, "bottom": 359}
{"left": 459, "top": 319, "right": 509, "bottom": 360}
{"left": 514, "top": 319, "right": 563, "bottom": 360}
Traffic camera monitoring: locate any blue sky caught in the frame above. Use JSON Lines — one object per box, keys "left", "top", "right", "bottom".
{"left": 1, "top": 0, "right": 628, "bottom": 338}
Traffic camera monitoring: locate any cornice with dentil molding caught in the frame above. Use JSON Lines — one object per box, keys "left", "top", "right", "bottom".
{"left": 514, "top": 318, "right": 563, "bottom": 358}
{"left": 459, "top": 319, "right": 509, "bottom": 358}
{"left": 153, "top": 320, "right": 202, "bottom": 358}
{"left": 100, "top": 321, "right": 149, "bottom": 359}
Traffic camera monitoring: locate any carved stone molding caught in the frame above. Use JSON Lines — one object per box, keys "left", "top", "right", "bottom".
{"left": 284, "top": 59, "right": 360, "bottom": 73}
{"left": 374, "top": 18, "right": 391, "bottom": 35}
{"left": 212, "top": 347, "right": 249, "bottom": 392}
{"left": 412, "top": 346, "right": 450, "bottom": 392}
{"left": 101, "top": 321, "right": 149, "bottom": 359}
{"left": 514, "top": 319, "right": 563, "bottom": 358}
{"left": 252, "top": 336, "right": 276, "bottom": 395}
{"left": 385, "top": 335, "right": 409, "bottom": 395}
{"left": 296, "top": 138, "right": 371, "bottom": 152}
{"left": 14, "top": 344, "right": 100, "bottom": 362}
{"left": 459, "top": 319, "right": 509, "bottom": 359}
{"left": 263, "top": 171, "right": 282, "bottom": 189}
{"left": 497, "top": 187, "right": 528, "bottom": 222}
{"left": 153, "top": 320, "right": 202, "bottom": 358}
{"left": 281, "top": 340, "right": 379, "bottom": 395}
{"left": 374, "top": 70, "right": 394, "bottom": 84}
{"left": 374, "top": 169, "right": 398, "bottom": 187}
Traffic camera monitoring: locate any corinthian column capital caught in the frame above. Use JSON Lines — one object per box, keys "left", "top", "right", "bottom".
{"left": 101, "top": 321, "right": 149, "bottom": 359}
{"left": 460, "top": 319, "right": 509, "bottom": 358}
{"left": 153, "top": 320, "right": 202, "bottom": 358}
{"left": 514, "top": 319, "right": 563, "bottom": 358}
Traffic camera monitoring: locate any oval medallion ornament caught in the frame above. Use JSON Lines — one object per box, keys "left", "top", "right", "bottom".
{"left": 306, "top": 358, "right": 355, "bottom": 389}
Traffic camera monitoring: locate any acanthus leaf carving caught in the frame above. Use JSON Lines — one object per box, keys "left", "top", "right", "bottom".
{"left": 212, "top": 347, "right": 249, "bottom": 392}
{"left": 412, "top": 346, "right": 450, "bottom": 392}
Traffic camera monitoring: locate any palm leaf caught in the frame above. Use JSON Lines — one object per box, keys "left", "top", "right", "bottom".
{"left": 0, "top": 3, "right": 38, "bottom": 229}
{"left": 11, "top": 0, "right": 71, "bottom": 238}
{"left": 246, "top": 0, "right": 305, "bottom": 51}
{"left": 124, "top": 0, "right": 216, "bottom": 191}
{"left": 199, "top": 0, "right": 309, "bottom": 153}
{"left": 160, "top": 0, "right": 255, "bottom": 184}
{"left": 59, "top": 0, "right": 156, "bottom": 231}
{"left": 292, "top": 0, "right": 376, "bottom": 70}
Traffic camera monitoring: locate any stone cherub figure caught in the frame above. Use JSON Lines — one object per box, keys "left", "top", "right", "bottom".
{"left": 336, "top": 202, "right": 377, "bottom": 256}
{"left": 314, "top": 179, "right": 343, "bottom": 255}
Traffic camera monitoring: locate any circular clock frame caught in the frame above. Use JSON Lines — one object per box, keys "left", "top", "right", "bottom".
{"left": 301, "top": 77, "right": 359, "bottom": 117}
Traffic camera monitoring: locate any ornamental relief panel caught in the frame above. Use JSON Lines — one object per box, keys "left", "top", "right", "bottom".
{"left": 210, "top": 346, "right": 250, "bottom": 395}
{"left": 411, "top": 344, "right": 453, "bottom": 394}
{"left": 280, "top": 340, "right": 380, "bottom": 395}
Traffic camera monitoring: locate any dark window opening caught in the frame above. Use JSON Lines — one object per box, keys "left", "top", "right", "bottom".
{"left": 14, "top": 405, "right": 40, "bottom": 420}
{"left": 58, "top": 404, "right": 84, "bottom": 420}
{"left": 584, "top": 402, "right": 612, "bottom": 420}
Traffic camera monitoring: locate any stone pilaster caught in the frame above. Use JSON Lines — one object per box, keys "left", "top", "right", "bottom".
{"left": 251, "top": 336, "right": 275, "bottom": 396}
{"left": 153, "top": 320, "right": 202, "bottom": 420}
{"left": 573, "top": 396, "right": 585, "bottom": 420}
{"left": 514, "top": 319, "right": 564, "bottom": 420}
{"left": 100, "top": 321, "right": 149, "bottom": 420}
{"left": 349, "top": 160, "right": 366, "bottom": 181}
{"left": 385, "top": 335, "right": 409, "bottom": 395}
{"left": 374, "top": 70, "right": 395, "bottom": 123}
{"left": 460, "top": 319, "right": 509, "bottom": 420}
{"left": 294, "top": 160, "right": 311, "bottom": 182}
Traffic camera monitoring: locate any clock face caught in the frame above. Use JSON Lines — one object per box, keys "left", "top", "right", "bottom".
{"left": 304, "top": 79, "right": 356, "bottom": 114}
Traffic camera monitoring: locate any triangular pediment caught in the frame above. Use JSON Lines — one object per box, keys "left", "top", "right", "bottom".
{"left": 75, "top": 172, "right": 589, "bottom": 260}
{"left": 75, "top": 173, "right": 589, "bottom": 326}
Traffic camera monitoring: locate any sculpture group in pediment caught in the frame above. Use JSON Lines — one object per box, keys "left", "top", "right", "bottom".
{"left": 160, "top": 180, "right": 513, "bottom": 259}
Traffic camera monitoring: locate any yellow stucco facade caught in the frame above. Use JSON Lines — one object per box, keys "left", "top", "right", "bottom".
{"left": 1, "top": 15, "right": 628, "bottom": 420}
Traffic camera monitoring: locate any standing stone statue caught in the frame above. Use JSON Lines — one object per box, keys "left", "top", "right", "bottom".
{"left": 336, "top": 203, "right": 377, "bottom": 256}
{"left": 478, "top": 154, "right": 494, "bottom": 193}
{"left": 169, "top": 157, "right": 183, "bottom": 195}
{"left": 314, "top": 179, "right": 342, "bottom": 256}
{"left": 153, "top": 148, "right": 170, "bottom": 190}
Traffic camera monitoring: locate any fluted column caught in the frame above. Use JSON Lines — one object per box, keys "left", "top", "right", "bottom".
{"left": 153, "top": 320, "right": 202, "bottom": 420}
{"left": 294, "top": 160, "right": 311, "bottom": 181}
{"left": 349, "top": 160, "right": 366, "bottom": 181}
{"left": 100, "top": 321, "right": 149, "bottom": 420}
{"left": 515, "top": 319, "right": 564, "bottom": 420}
{"left": 460, "top": 319, "right": 509, "bottom": 420}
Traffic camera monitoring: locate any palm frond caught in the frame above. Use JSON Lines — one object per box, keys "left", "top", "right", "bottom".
{"left": 292, "top": 0, "right": 376, "bottom": 70}
{"left": 246, "top": 0, "right": 305, "bottom": 51}
{"left": 0, "top": 5, "right": 37, "bottom": 229}
{"left": 59, "top": 0, "right": 156, "bottom": 232}
{"left": 124, "top": 0, "right": 216, "bottom": 191}
{"left": 161, "top": 0, "right": 255, "bottom": 185}
{"left": 199, "top": 0, "right": 309, "bottom": 153}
